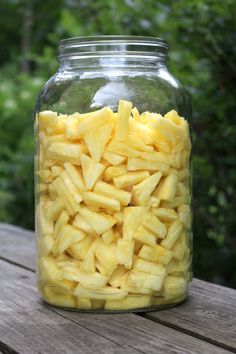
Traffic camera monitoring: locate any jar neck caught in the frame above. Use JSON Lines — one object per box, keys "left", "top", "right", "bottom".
{"left": 58, "top": 36, "right": 168, "bottom": 71}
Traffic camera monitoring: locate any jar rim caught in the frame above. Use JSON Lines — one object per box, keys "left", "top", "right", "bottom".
{"left": 58, "top": 35, "right": 168, "bottom": 61}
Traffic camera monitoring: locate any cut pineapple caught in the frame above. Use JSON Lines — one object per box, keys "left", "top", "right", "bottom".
{"left": 127, "top": 270, "right": 164, "bottom": 292}
{"left": 78, "top": 206, "right": 116, "bottom": 235}
{"left": 54, "top": 210, "right": 69, "bottom": 237}
{"left": 39, "top": 256, "right": 61, "bottom": 282}
{"left": 72, "top": 213, "right": 95, "bottom": 235}
{"left": 113, "top": 171, "right": 150, "bottom": 189}
{"left": 101, "top": 228, "right": 114, "bottom": 245}
{"left": 37, "top": 202, "right": 54, "bottom": 236}
{"left": 109, "top": 266, "right": 128, "bottom": 288}
{"left": 53, "top": 177, "right": 79, "bottom": 215}
{"left": 46, "top": 142, "right": 85, "bottom": 164}
{"left": 172, "top": 233, "right": 187, "bottom": 261}
{"left": 80, "top": 153, "right": 105, "bottom": 189}
{"left": 39, "top": 235, "right": 54, "bottom": 256}
{"left": 77, "top": 297, "right": 92, "bottom": 309}
{"left": 84, "top": 123, "right": 113, "bottom": 162}
{"left": 133, "top": 226, "right": 157, "bottom": 246}
{"left": 139, "top": 244, "right": 173, "bottom": 265}
{"left": 117, "top": 239, "right": 135, "bottom": 269}
{"left": 60, "top": 170, "right": 83, "bottom": 204}
{"left": 69, "top": 270, "right": 109, "bottom": 289}
{"left": 39, "top": 111, "right": 66, "bottom": 135}
{"left": 83, "top": 191, "right": 121, "bottom": 212}
{"left": 122, "top": 207, "right": 146, "bottom": 240}
{"left": 134, "top": 258, "right": 166, "bottom": 276}
{"left": 115, "top": 99, "right": 133, "bottom": 141}
{"left": 103, "top": 164, "right": 127, "bottom": 182}
{"left": 162, "top": 276, "right": 187, "bottom": 300}
{"left": 74, "top": 285, "right": 128, "bottom": 300}
{"left": 94, "top": 180, "right": 131, "bottom": 206}
{"left": 95, "top": 241, "right": 118, "bottom": 273}
{"left": 64, "top": 162, "right": 86, "bottom": 191}
{"left": 76, "top": 107, "right": 113, "bottom": 137}
{"left": 127, "top": 157, "right": 169, "bottom": 172}
{"left": 152, "top": 208, "right": 178, "bottom": 222}
{"left": 68, "top": 235, "right": 94, "bottom": 261}
{"left": 43, "top": 286, "right": 76, "bottom": 307}
{"left": 161, "top": 220, "right": 183, "bottom": 249}
{"left": 105, "top": 294, "right": 152, "bottom": 310}
{"left": 80, "top": 238, "right": 99, "bottom": 272}
{"left": 142, "top": 212, "right": 167, "bottom": 239}
{"left": 57, "top": 224, "right": 86, "bottom": 254}
{"left": 131, "top": 172, "right": 162, "bottom": 206}
{"left": 178, "top": 204, "right": 191, "bottom": 229}
{"left": 154, "top": 174, "right": 178, "bottom": 201}
{"left": 103, "top": 150, "right": 126, "bottom": 165}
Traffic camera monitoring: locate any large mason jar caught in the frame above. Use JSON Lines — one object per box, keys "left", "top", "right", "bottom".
{"left": 35, "top": 36, "right": 192, "bottom": 312}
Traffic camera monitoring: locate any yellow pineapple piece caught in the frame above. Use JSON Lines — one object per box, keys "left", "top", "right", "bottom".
{"left": 49, "top": 279, "right": 76, "bottom": 295}
{"left": 113, "top": 171, "right": 149, "bottom": 189}
{"left": 162, "top": 275, "right": 187, "bottom": 301}
{"left": 43, "top": 286, "right": 76, "bottom": 307}
{"left": 39, "top": 111, "right": 66, "bottom": 135}
{"left": 129, "top": 119, "right": 155, "bottom": 145}
{"left": 161, "top": 220, "right": 183, "bottom": 249}
{"left": 51, "top": 165, "right": 63, "bottom": 178}
{"left": 101, "top": 228, "right": 114, "bottom": 245}
{"left": 134, "top": 258, "right": 166, "bottom": 276}
{"left": 73, "top": 213, "right": 96, "bottom": 235}
{"left": 133, "top": 226, "right": 157, "bottom": 246}
{"left": 131, "top": 107, "right": 141, "bottom": 121}
{"left": 83, "top": 191, "right": 121, "bottom": 212}
{"left": 122, "top": 206, "right": 146, "bottom": 240}
{"left": 80, "top": 238, "right": 99, "bottom": 273}
{"left": 68, "top": 235, "right": 94, "bottom": 261}
{"left": 53, "top": 177, "right": 79, "bottom": 215}
{"left": 57, "top": 224, "right": 86, "bottom": 254}
{"left": 75, "top": 271, "right": 109, "bottom": 289}
{"left": 94, "top": 180, "right": 131, "bottom": 207}
{"left": 84, "top": 123, "right": 113, "bottom": 162}
{"left": 38, "top": 169, "right": 53, "bottom": 183}
{"left": 127, "top": 157, "right": 169, "bottom": 172}
{"left": 45, "top": 198, "right": 64, "bottom": 221}
{"left": 37, "top": 201, "right": 54, "bottom": 236}
{"left": 75, "top": 285, "right": 128, "bottom": 300}
{"left": 147, "top": 196, "right": 160, "bottom": 208}
{"left": 103, "top": 164, "right": 127, "bottom": 182}
{"left": 66, "top": 113, "right": 81, "bottom": 139}
{"left": 154, "top": 174, "right": 178, "bottom": 201}
{"left": 103, "top": 150, "right": 127, "bottom": 165}
{"left": 75, "top": 107, "right": 113, "bottom": 137}
{"left": 80, "top": 153, "right": 105, "bottom": 189}
{"left": 107, "top": 139, "right": 140, "bottom": 158}
{"left": 176, "top": 182, "right": 188, "bottom": 198}
{"left": 131, "top": 171, "right": 162, "bottom": 206}
{"left": 95, "top": 241, "right": 118, "bottom": 273}
{"left": 77, "top": 297, "right": 92, "bottom": 309}
{"left": 139, "top": 245, "right": 173, "bottom": 265}
{"left": 127, "top": 270, "right": 164, "bottom": 292}
{"left": 39, "top": 183, "right": 48, "bottom": 193}
{"left": 139, "top": 151, "right": 181, "bottom": 169}
{"left": 39, "top": 256, "right": 62, "bottom": 282}
{"left": 113, "top": 212, "right": 123, "bottom": 225}
{"left": 172, "top": 233, "right": 188, "bottom": 261}
{"left": 178, "top": 168, "right": 190, "bottom": 181}
{"left": 46, "top": 142, "right": 85, "bottom": 164}
{"left": 152, "top": 207, "right": 178, "bottom": 222}
{"left": 115, "top": 100, "right": 133, "bottom": 141}
{"left": 48, "top": 182, "right": 58, "bottom": 200}
{"left": 39, "top": 235, "right": 54, "bottom": 256}
{"left": 105, "top": 294, "right": 152, "bottom": 310}
{"left": 54, "top": 210, "right": 69, "bottom": 237}
{"left": 161, "top": 196, "right": 189, "bottom": 208}
{"left": 142, "top": 212, "right": 167, "bottom": 239}
{"left": 64, "top": 162, "right": 86, "bottom": 191}
{"left": 109, "top": 266, "right": 128, "bottom": 288}
{"left": 117, "top": 239, "right": 135, "bottom": 269}
{"left": 78, "top": 206, "right": 116, "bottom": 235}
{"left": 178, "top": 204, "right": 191, "bottom": 229}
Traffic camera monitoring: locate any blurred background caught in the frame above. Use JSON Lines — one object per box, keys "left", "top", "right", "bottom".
{"left": 0, "top": 0, "right": 235, "bottom": 288}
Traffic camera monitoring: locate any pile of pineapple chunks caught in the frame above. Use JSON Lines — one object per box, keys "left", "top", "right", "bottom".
{"left": 36, "top": 99, "right": 191, "bottom": 311}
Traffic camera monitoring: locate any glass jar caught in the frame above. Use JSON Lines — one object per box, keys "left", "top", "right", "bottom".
{"left": 35, "top": 36, "right": 192, "bottom": 312}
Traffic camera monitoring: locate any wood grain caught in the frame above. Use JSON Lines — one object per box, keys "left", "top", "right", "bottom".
{"left": 0, "top": 259, "right": 231, "bottom": 354}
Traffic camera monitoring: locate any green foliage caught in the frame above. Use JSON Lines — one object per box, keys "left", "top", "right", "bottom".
{"left": 0, "top": 0, "right": 235, "bottom": 287}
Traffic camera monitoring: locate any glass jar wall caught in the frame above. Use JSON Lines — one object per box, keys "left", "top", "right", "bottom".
{"left": 35, "top": 36, "right": 192, "bottom": 312}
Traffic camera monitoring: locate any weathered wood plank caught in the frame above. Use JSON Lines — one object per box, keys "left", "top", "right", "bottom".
{"left": 0, "top": 259, "right": 231, "bottom": 354}
{"left": 144, "top": 278, "right": 236, "bottom": 352}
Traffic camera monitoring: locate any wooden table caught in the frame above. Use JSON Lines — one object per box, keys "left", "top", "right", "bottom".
{"left": 0, "top": 224, "right": 235, "bottom": 354}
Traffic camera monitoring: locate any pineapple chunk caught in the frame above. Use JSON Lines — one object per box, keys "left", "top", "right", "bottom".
{"left": 57, "top": 224, "right": 86, "bottom": 254}
{"left": 43, "top": 286, "right": 76, "bottom": 307}
{"left": 162, "top": 276, "right": 187, "bottom": 300}
{"left": 103, "top": 164, "right": 127, "bottom": 182}
{"left": 172, "top": 233, "right": 187, "bottom": 261}
{"left": 129, "top": 119, "right": 154, "bottom": 145}
{"left": 113, "top": 171, "right": 150, "bottom": 189}
{"left": 113, "top": 212, "right": 123, "bottom": 225}
{"left": 134, "top": 258, "right": 166, "bottom": 276}
{"left": 54, "top": 210, "right": 69, "bottom": 237}
{"left": 39, "top": 256, "right": 61, "bottom": 282}
{"left": 66, "top": 113, "right": 81, "bottom": 139}
{"left": 133, "top": 226, "right": 157, "bottom": 246}
{"left": 84, "top": 123, "right": 113, "bottom": 162}
{"left": 178, "top": 168, "right": 190, "bottom": 181}
{"left": 92, "top": 299, "right": 105, "bottom": 309}
{"left": 78, "top": 206, "right": 116, "bottom": 235}
{"left": 127, "top": 270, "right": 164, "bottom": 292}
{"left": 76, "top": 107, "right": 113, "bottom": 137}
{"left": 121, "top": 285, "right": 153, "bottom": 295}
{"left": 161, "top": 196, "right": 189, "bottom": 208}
{"left": 95, "top": 241, "right": 118, "bottom": 273}
{"left": 53, "top": 177, "right": 79, "bottom": 215}
{"left": 117, "top": 239, "right": 135, "bottom": 269}
{"left": 139, "top": 245, "right": 173, "bottom": 265}
{"left": 115, "top": 99, "right": 133, "bottom": 141}
{"left": 49, "top": 279, "right": 76, "bottom": 295}
{"left": 83, "top": 191, "right": 121, "bottom": 212}
{"left": 142, "top": 212, "right": 167, "bottom": 239}
{"left": 39, "top": 111, "right": 66, "bottom": 135}
{"left": 107, "top": 139, "right": 140, "bottom": 158}
{"left": 154, "top": 174, "right": 178, "bottom": 201}
{"left": 139, "top": 151, "right": 181, "bottom": 169}
{"left": 131, "top": 172, "right": 162, "bottom": 206}
{"left": 122, "top": 207, "right": 146, "bottom": 240}
{"left": 152, "top": 208, "right": 178, "bottom": 222}
{"left": 178, "top": 204, "right": 191, "bottom": 229}
{"left": 127, "top": 157, "right": 169, "bottom": 172}
{"left": 37, "top": 202, "right": 54, "bottom": 236}
{"left": 38, "top": 169, "right": 53, "bottom": 183}
{"left": 39, "top": 235, "right": 54, "bottom": 256}
{"left": 46, "top": 142, "right": 85, "bottom": 164}
{"left": 105, "top": 294, "right": 152, "bottom": 310}
{"left": 46, "top": 198, "right": 67, "bottom": 222}
{"left": 72, "top": 213, "right": 95, "bottom": 234}
{"left": 63, "top": 268, "right": 108, "bottom": 289}
{"left": 94, "top": 180, "right": 131, "bottom": 206}
{"left": 147, "top": 196, "right": 160, "bottom": 208}
{"left": 64, "top": 162, "right": 86, "bottom": 191}
{"left": 103, "top": 151, "right": 126, "bottom": 165}
{"left": 77, "top": 297, "right": 92, "bottom": 309}
{"left": 80, "top": 238, "right": 99, "bottom": 272}
{"left": 68, "top": 235, "right": 94, "bottom": 261}
{"left": 51, "top": 165, "right": 63, "bottom": 178}
{"left": 48, "top": 183, "right": 58, "bottom": 200}
{"left": 109, "top": 266, "right": 128, "bottom": 288}
{"left": 80, "top": 153, "right": 105, "bottom": 189}
{"left": 75, "top": 285, "right": 128, "bottom": 300}
{"left": 161, "top": 220, "right": 183, "bottom": 249}
{"left": 101, "top": 228, "right": 114, "bottom": 245}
